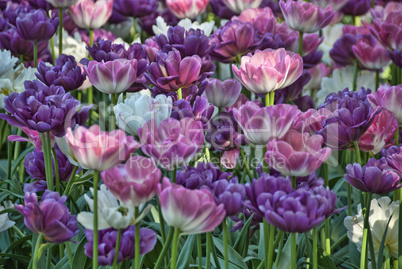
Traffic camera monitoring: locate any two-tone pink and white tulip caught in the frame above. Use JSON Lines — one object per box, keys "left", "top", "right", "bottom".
{"left": 265, "top": 130, "right": 331, "bottom": 177}
{"left": 65, "top": 125, "right": 140, "bottom": 171}
{"left": 222, "top": 0, "right": 262, "bottom": 13}
{"left": 101, "top": 156, "right": 161, "bottom": 207}
{"left": 69, "top": 0, "right": 113, "bottom": 29}
{"left": 166, "top": 0, "right": 209, "bottom": 19}
{"left": 158, "top": 177, "right": 225, "bottom": 235}
{"left": 84, "top": 59, "right": 141, "bottom": 94}
{"left": 368, "top": 84, "right": 402, "bottom": 127}
{"left": 232, "top": 48, "right": 303, "bottom": 95}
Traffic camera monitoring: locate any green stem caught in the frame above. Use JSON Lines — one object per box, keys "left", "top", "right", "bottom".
{"left": 7, "top": 125, "right": 12, "bottom": 180}
{"left": 197, "top": 234, "right": 202, "bottom": 269}
{"left": 275, "top": 232, "right": 285, "bottom": 267}
{"left": 32, "top": 233, "right": 44, "bottom": 269}
{"left": 62, "top": 166, "right": 78, "bottom": 196}
{"left": 206, "top": 230, "right": 211, "bottom": 269}
{"left": 375, "top": 69, "right": 380, "bottom": 90}
{"left": 170, "top": 228, "right": 181, "bottom": 269}
{"left": 13, "top": 128, "right": 22, "bottom": 160}
{"left": 352, "top": 60, "right": 358, "bottom": 92}
{"left": 223, "top": 219, "right": 229, "bottom": 269}
{"left": 92, "top": 171, "right": 99, "bottom": 269}
{"left": 133, "top": 17, "right": 137, "bottom": 42}
{"left": 360, "top": 192, "right": 372, "bottom": 269}
{"left": 59, "top": 8, "right": 63, "bottom": 56}
{"left": 210, "top": 232, "right": 222, "bottom": 269}
{"left": 323, "top": 163, "right": 331, "bottom": 256}
{"left": 299, "top": 31, "right": 303, "bottom": 56}
{"left": 33, "top": 42, "right": 38, "bottom": 68}
{"left": 172, "top": 167, "right": 177, "bottom": 183}
{"left": 113, "top": 229, "right": 123, "bottom": 269}
{"left": 265, "top": 92, "right": 270, "bottom": 107}
{"left": 65, "top": 242, "right": 73, "bottom": 269}
{"left": 353, "top": 142, "right": 362, "bottom": 165}
{"left": 40, "top": 133, "right": 53, "bottom": 190}
{"left": 46, "top": 246, "right": 52, "bottom": 269}
{"left": 347, "top": 184, "right": 352, "bottom": 215}
{"left": 51, "top": 148, "right": 60, "bottom": 193}
{"left": 111, "top": 93, "right": 118, "bottom": 130}
{"left": 291, "top": 176, "right": 296, "bottom": 189}
{"left": 135, "top": 207, "right": 140, "bottom": 269}
{"left": 177, "top": 88, "right": 183, "bottom": 100}
{"left": 270, "top": 91, "right": 275, "bottom": 106}
{"left": 240, "top": 148, "right": 253, "bottom": 181}
{"left": 313, "top": 228, "right": 318, "bottom": 269}
{"left": 291, "top": 233, "right": 297, "bottom": 269}
{"left": 385, "top": 246, "right": 391, "bottom": 269}
{"left": 266, "top": 224, "right": 275, "bottom": 269}
{"left": 89, "top": 29, "right": 94, "bottom": 46}
{"left": 49, "top": 37, "right": 56, "bottom": 65}
{"left": 154, "top": 227, "right": 174, "bottom": 269}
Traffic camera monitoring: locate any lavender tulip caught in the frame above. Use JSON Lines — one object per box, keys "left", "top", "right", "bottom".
{"left": 371, "top": 12, "right": 402, "bottom": 52}
{"left": 201, "top": 78, "right": 242, "bottom": 108}
{"left": 15, "top": 190, "right": 79, "bottom": 243}
{"left": 352, "top": 35, "right": 391, "bottom": 70}
{"left": 233, "top": 102, "right": 301, "bottom": 145}
{"left": 212, "top": 179, "right": 246, "bottom": 216}
{"left": 84, "top": 226, "right": 157, "bottom": 266}
{"left": 113, "top": 0, "right": 158, "bottom": 18}
{"left": 345, "top": 159, "right": 402, "bottom": 194}
{"left": 28, "top": 0, "right": 54, "bottom": 10}
{"left": 138, "top": 118, "right": 204, "bottom": 170}
{"left": 170, "top": 95, "right": 214, "bottom": 127}
{"left": 232, "top": 48, "right": 303, "bottom": 94}
{"left": 16, "top": 9, "right": 59, "bottom": 42}
{"left": 310, "top": 0, "right": 348, "bottom": 11}
{"left": 279, "top": 0, "right": 335, "bottom": 33}
{"left": 36, "top": 54, "right": 86, "bottom": 91}
{"left": 368, "top": 84, "right": 402, "bottom": 127}
{"left": 265, "top": 130, "right": 331, "bottom": 177}
{"left": 158, "top": 177, "right": 226, "bottom": 235}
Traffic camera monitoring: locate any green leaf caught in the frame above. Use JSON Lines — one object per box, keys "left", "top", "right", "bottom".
{"left": 213, "top": 237, "right": 247, "bottom": 269}
{"left": 11, "top": 146, "right": 34, "bottom": 177}
{"left": 377, "top": 213, "right": 393, "bottom": 269}
{"left": 6, "top": 235, "right": 32, "bottom": 252}
{"left": 53, "top": 255, "right": 69, "bottom": 269}
{"left": 233, "top": 214, "right": 253, "bottom": 255}
{"left": 0, "top": 253, "right": 31, "bottom": 264}
{"left": 72, "top": 237, "right": 88, "bottom": 269}
{"left": 177, "top": 234, "right": 196, "bottom": 269}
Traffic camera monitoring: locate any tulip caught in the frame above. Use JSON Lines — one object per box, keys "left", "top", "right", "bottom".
{"left": 222, "top": 0, "right": 262, "bottom": 13}
{"left": 279, "top": 0, "right": 335, "bottom": 33}
{"left": 310, "top": 0, "right": 348, "bottom": 11}
{"left": 0, "top": 204, "right": 15, "bottom": 233}
{"left": 158, "top": 177, "right": 225, "bottom": 235}
{"left": 46, "top": 0, "right": 79, "bottom": 7}
{"left": 8, "top": 127, "right": 55, "bottom": 152}
{"left": 16, "top": 9, "right": 59, "bottom": 42}
{"left": 371, "top": 12, "right": 402, "bottom": 52}
{"left": 368, "top": 84, "right": 402, "bottom": 127}
{"left": 114, "top": 0, "right": 158, "bottom": 18}
{"left": 14, "top": 190, "right": 79, "bottom": 243}
{"left": 69, "top": 0, "right": 113, "bottom": 29}
{"left": 0, "top": 49, "right": 18, "bottom": 77}
{"left": 202, "top": 78, "right": 242, "bottom": 108}
{"left": 166, "top": 0, "right": 209, "bottom": 19}
{"left": 101, "top": 156, "right": 161, "bottom": 206}
{"left": 65, "top": 125, "right": 140, "bottom": 171}
{"left": 340, "top": 0, "right": 370, "bottom": 16}
{"left": 209, "top": 0, "right": 237, "bottom": 19}
{"left": 352, "top": 35, "right": 391, "bottom": 70}
{"left": 265, "top": 130, "right": 331, "bottom": 177}
{"left": 232, "top": 48, "right": 303, "bottom": 95}
{"left": 138, "top": 118, "right": 204, "bottom": 170}
{"left": 233, "top": 102, "right": 301, "bottom": 145}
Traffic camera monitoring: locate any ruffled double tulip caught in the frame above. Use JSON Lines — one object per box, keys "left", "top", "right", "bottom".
{"left": 279, "top": 0, "right": 335, "bottom": 33}
{"left": 232, "top": 48, "right": 303, "bottom": 95}
{"left": 114, "top": 0, "right": 158, "bottom": 18}
{"left": 345, "top": 159, "right": 402, "bottom": 194}
{"left": 114, "top": 93, "right": 172, "bottom": 136}
{"left": 138, "top": 118, "right": 204, "bottom": 170}
{"left": 352, "top": 35, "right": 391, "bottom": 70}
{"left": 158, "top": 178, "right": 225, "bottom": 235}
{"left": 222, "top": 0, "right": 262, "bottom": 13}
{"left": 233, "top": 102, "right": 301, "bottom": 145}
{"left": 69, "top": 0, "right": 113, "bottom": 29}
{"left": 265, "top": 130, "right": 331, "bottom": 177}
{"left": 359, "top": 109, "right": 398, "bottom": 155}
{"left": 101, "top": 156, "right": 161, "bottom": 206}
{"left": 371, "top": 12, "right": 402, "bottom": 52}
{"left": 16, "top": 9, "right": 59, "bottom": 42}
{"left": 166, "top": 0, "right": 209, "bottom": 19}
{"left": 15, "top": 190, "right": 79, "bottom": 243}
{"left": 202, "top": 78, "right": 242, "bottom": 108}
{"left": 368, "top": 84, "right": 402, "bottom": 127}
{"left": 65, "top": 125, "right": 140, "bottom": 171}
{"left": 84, "top": 59, "right": 144, "bottom": 94}
{"left": 146, "top": 49, "right": 214, "bottom": 94}
{"left": 340, "top": 0, "right": 370, "bottom": 16}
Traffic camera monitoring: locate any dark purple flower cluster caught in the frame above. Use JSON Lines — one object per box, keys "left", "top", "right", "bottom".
{"left": 0, "top": 80, "right": 92, "bottom": 137}
{"left": 113, "top": 0, "right": 158, "bottom": 18}
{"left": 171, "top": 95, "right": 214, "bottom": 127}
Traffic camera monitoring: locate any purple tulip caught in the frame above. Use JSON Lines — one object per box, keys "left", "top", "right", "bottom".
{"left": 158, "top": 177, "right": 226, "bottom": 235}
{"left": 212, "top": 179, "right": 246, "bottom": 217}
{"left": 257, "top": 187, "right": 328, "bottom": 233}
{"left": 16, "top": 9, "right": 59, "bottom": 42}
{"left": 0, "top": 80, "right": 91, "bottom": 137}
{"left": 171, "top": 95, "right": 214, "bottom": 127}
{"left": 3, "top": 2, "right": 33, "bottom": 26}
{"left": 345, "top": 159, "right": 402, "bottom": 194}
{"left": 202, "top": 78, "right": 242, "bottom": 108}
{"left": 310, "top": 0, "right": 348, "bottom": 11}
{"left": 36, "top": 54, "right": 86, "bottom": 91}
{"left": 233, "top": 102, "right": 301, "bottom": 145}
{"left": 341, "top": 0, "right": 370, "bottom": 16}
{"left": 275, "top": 70, "right": 311, "bottom": 104}
{"left": 114, "top": 0, "right": 158, "bottom": 18}
{"left": 146, "top": 49, "right": 214, "bottom": 94}
{"left": 138, "top": 8, "right": 179, "bottom": 36}
{"left": 368, "top": 84, "right": 402, "bottom": 127}
{"left": 319, "top": 87, "right": 371, "bottom": 112}
{"left": 28, "top": 0, "right": 54, "bottom": 10}
{"left": 311, "top": 186, "right": 337, "bottom": 218}
{"left": 101, "top": 156, "right": 161, "bottom": 206}
{"left": 210, "top": 0, "right": 238, "bottom": 19}
{"left": 371, "top": 12, "right": 402, "bottom": 52}
{"left": 330, "top": 33, "right": 358, "bottom": 67}
{"left": 297, "top": 173, "right": 325, "bottom": 189}
{"left": 352, "top": 35, "right": 391, "bottom": 70}
{"left": 293, "top": 108, "right": 332, "bottom": 134}
{"left": 209, "top": 20, "right": 263, "bottom": 63}
{"left": 388, "top": 50, "right": 402, "bottom": 68}
{"left": 23, "top": 146, "right": 77, "bottom": 192}
{"left": 84, "top": 226, "right": 157, "bottom": 266}
{"left": 138, "top": 118, "right": 204, "bottom": 170}
{"left": 279, "top": 0, "right": 335, "bottom": 33}
{"left": 79, "top": 28, "right": 116, "bottom": 46}
{"left": 15, "top": 190, "right": 79, "bottom": 243}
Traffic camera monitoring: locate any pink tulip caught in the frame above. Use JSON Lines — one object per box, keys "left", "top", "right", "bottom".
{"left": 101, "top": 156, "right": 161, "bottom": 206}
{"left": 158, "top": 177, "right": 225, "bottom": 235}
{"left": 84, "top": 59, "right": 143, "bottom": 94}
{"left": 222, "top": 0, "right": 262, "bottom": 13}
{"left": 352, "top": 35, "right": 391, "bottom": 70}
{"left": 368, "top": 84, "right": 402, "bottom": 127}
{"left": 8, "top": 127, "right": 55, "bottom": 151}
{"left": 65, "top": 125, "right": 140, "bottom": 171}
{"left": 69, "top": 0, "right": 113, "bottom": 29}
{"left": 232, "top": 48, "right": 303, "bottom": 94}
{"left": 265, "top": 130, "right": 331, "bottom": 177}
{"left": 359, "top": 109, "right": 398, "bottom": 154}
{"left": 166, "top": 0, "right": 209, "bottom": 19}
